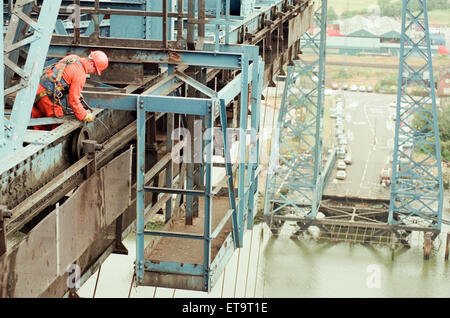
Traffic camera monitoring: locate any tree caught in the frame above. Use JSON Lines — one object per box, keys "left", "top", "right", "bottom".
{"left": 340, "top": 9, "right": 366, "bottom": 19}
{"left": 327, "top": 6, "right": 338, "bottom": 22}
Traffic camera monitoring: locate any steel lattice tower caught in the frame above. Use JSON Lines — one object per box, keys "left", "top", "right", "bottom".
{"left": 389, "top": 0, "right": 443, "bottom": 233}
{"left": 264, "top": 0, "right": 327, "bottom": 232}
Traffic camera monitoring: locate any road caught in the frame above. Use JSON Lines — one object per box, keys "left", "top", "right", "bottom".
{"left": 323, "top": 91, "right": 397, "bottom": 200}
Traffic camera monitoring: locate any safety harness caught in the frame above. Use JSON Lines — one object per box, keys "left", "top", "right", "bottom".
{"left": 35, "top": 58, "right": 83, "bottom": 117}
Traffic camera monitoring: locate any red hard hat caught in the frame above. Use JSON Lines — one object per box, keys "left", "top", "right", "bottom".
{"left": 89, "top": 50, "right": 109, "bottom": 75}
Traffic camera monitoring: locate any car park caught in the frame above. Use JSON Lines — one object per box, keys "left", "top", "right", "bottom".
{"left": 337, "top": 160, "right": 346, "bottom": 170}
{"left": 336, "top": 170, "right": 347, "bottom": 180}
{"left": 338, "top": 145, "right": 347, "bottom": 153}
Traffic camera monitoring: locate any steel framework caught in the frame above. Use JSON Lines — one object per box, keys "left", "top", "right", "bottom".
{"left": 389, "top": 0, "right": 443, "bottom": 233}
{"left": 0, "top": 0, "right": 314, "bottom": 296}
{"left": 264, "top": 0, "right": 326, "bottom": 232}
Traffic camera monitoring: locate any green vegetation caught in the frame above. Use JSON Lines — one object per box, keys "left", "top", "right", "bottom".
{"left": 375, "top": 73, "right": 397, "bottom": 93}
{"left": 377, "top": 0, "right": 450, "bottom": 24}
{"left": 327, "top": 6, "right": 339, "bottom": 22}
{"left": 340, "top": 9, "right": 367, "bottom": 19}
{"left": 412, "top": 104, "right": 450, "bottom": 163}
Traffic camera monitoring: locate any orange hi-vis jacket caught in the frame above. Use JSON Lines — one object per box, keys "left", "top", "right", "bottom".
{"left": 34, "top": 55, "right": 88, "bottom": 121}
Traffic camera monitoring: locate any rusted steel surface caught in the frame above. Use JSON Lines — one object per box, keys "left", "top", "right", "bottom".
{"left": 0, "top": 149, "right": 131, "bottom": 297}
{"left": 288, "top": 4, "right": 313, "bottom": 47}
{"left": 0, "top": 109, "right": 135, "bottom": 211}
{"left": 90, "top": 62, "right": 144, "bottom": 85}
{"left": 144, "top": 196, "right": 231, "bottom": 265}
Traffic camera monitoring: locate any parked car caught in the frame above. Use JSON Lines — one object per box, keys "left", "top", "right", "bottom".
{"left": 359, "top": 85, "right": 366, "bottom": 92}
{"left": 339, "top": 138, "right": 348, "bottom": 146}
{"left": 330, "top": 113, "right": 338, "bottom": 119}
{"left": 350, "top": 84, "right": 358, "bottom": 92}
{"left": 344, "top": 155, "right": 352, "bottom": 165}
{"left": 389, "top": 102, "right": 396, "bottom": 108}
{"left": 337, "top": 150, "right": 346, "bottom": 159}
{"left": 336, "top": 170, "right": 347, "bottom": 180}
{"left": 342, "top": 84, "right": 348, "bottom": 91}
{"left": 338, "top": 145, "right": 347, "bottom": 153}
{"left": 337, "top": 160, "right": 346, "bottom": 170}
{"left": 367, "top": 85, "right": 373, "bottom": 92}
{"left": 332, "top": 83, "right": 339, "bottom": 90}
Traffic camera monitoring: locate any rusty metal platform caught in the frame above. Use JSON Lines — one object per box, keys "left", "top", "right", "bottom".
{"left": 141, "top": 196, "right": 233, "bottom": 291}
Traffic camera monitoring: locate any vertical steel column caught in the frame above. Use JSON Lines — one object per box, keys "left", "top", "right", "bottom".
{"left": 237, "top": 53, "right": 249, "bottom": 246}
{"left": 165, "top": 113, "right": 174, "bottom": 222}
{"left": 264, "top": 0, "right": 327, "bottom": 226}
{"left": 3, "top": 0, "right": 63, "bottom": 153}
{"left": 187, "top": 0, "right": 195, "bottom": 50}
{"left": 389, "top": 0, "right": 443, "bottom": 231}
{"left": 203, "top": 101, "right": 214, "bottom": 292}
{"left": 246, "top": 55, "right": 264, "bottom": 229}
{"left": 219, "top": 99, "right": 240, "bottom": 247}
{"left": 3, "top": 0, "right": 33, "bottom": 89}
{"left": 136, "top": 98, "right": 146, "bottom": 283}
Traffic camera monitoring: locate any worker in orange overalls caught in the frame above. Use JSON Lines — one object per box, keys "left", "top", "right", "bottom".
{"left": 32, "top": 50, "right": 109, "bottom": 130}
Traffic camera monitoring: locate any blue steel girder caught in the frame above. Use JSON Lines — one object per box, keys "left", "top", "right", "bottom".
{"left": 264, "top": 0, "right": 327, "bottom": 224}
{"left": 389, "top": 0, "right": 443, "bottom": 231}
{"left": 82, "top": 44, "right": 264, "bottom": 292}
{"left": 1, "top": 0, "right": 63, "bottom": 154}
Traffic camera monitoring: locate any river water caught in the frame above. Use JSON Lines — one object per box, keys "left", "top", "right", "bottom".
{"left": 77, "top": 195, "right": 450, "bottom": 298}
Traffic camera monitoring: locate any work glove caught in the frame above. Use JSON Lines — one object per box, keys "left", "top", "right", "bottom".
{"left": 84, "top": 111, "right": 95, "bottom": 123}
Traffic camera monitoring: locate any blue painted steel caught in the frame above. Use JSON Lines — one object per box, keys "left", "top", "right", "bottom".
{"left": 203, "top": 101, "right": 214, "bottom": 292}
{"left": 136, "top": 98, "right": 146, "bottom": 283}
{"left": 143, "top": 230, "right": 204, "bottom": 240}
{"left": 144, "top": 260, "right": 204, "bottom": 276}
{"left": 246, "top": 57, "right": 264, "bottom": 229}
{"left": 82, "top": 92, "right": 211, "bottom": 115}
{"left": 101, "top": 44, "right": 262, "bottom": 289}
{"left": 2, "top": 0, "right": 62, "bottom": 154}
{"left": 389, "top": 0, "right": 443, "bottom": 230}
{"left": 219, "top": 99, "right": 240, "bottom": 246}
{"left": 237, "top": 52, "right": 249, "bottom": 247}
{"left": 264, "top": 0, "right": 327, "bottom": 225}
{"left": 46, "top": 45, "right": 244, "bottom": 69}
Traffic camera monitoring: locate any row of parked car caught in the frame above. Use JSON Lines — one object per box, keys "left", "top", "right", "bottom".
{"left": 331, "top": 83, "right": 373, "bottom": 93}
{"left": 332, "top": 97, "right": 352, "bottom": 180}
